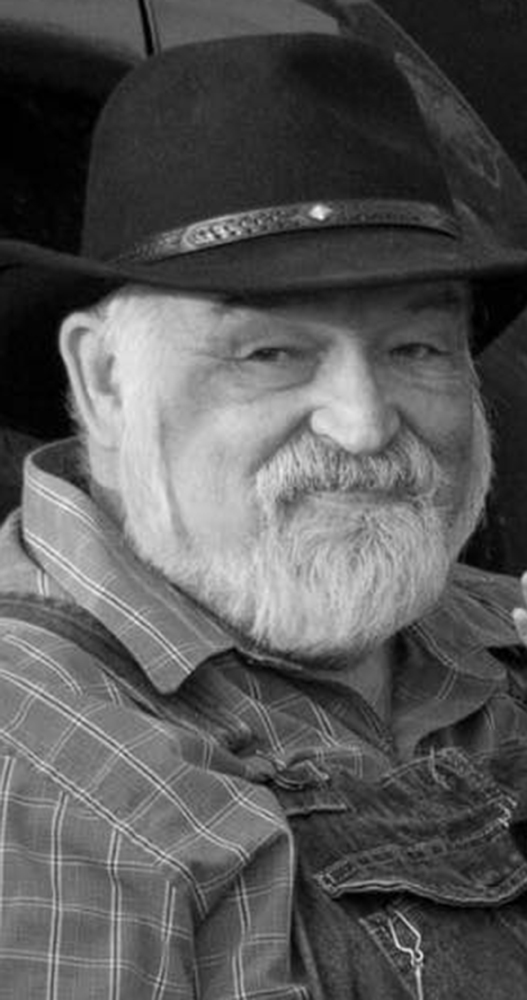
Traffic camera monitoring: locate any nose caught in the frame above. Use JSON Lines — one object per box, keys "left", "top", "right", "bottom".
{"left": 309, "top": 344, "right": 400, "bottom": 455}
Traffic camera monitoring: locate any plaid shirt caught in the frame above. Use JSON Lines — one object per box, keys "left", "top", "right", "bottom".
{"left": 0, "top": 439, "right": 525, "bottom": 999}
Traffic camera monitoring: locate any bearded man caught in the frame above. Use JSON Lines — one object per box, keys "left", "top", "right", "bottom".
{"left": 1, "top": 29, "right": 527, "bottom": 1000}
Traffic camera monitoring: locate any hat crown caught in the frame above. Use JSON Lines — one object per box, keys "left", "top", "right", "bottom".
{"left": 3, "top": 32, "right": 527, "bottom": 441}
{"left": 82, "top": 33, "right": 456, "bottom": 260}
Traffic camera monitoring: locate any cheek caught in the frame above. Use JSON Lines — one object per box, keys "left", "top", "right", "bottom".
{"left": 397, "top": 376, "right": 473, "bottom": 445}
{"left": 159, "top": 408, "right": 267, "bottom": 548}
{"left": 398, "top": 382, "right": 477, "bottom": 477}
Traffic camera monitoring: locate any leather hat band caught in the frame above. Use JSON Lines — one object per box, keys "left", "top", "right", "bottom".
{"left": 112, "top": 199, "right": 460, "bottom": 265}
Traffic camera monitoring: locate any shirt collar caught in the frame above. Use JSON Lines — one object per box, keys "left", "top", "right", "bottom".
{"left": 23, "top": 439, "right": 235, "bottom": 693}
{"left": 21, "top": 439, "right": 523, "bottom": 694}
{"left": 411, "top": 561, "right": 521, "bottom": 681}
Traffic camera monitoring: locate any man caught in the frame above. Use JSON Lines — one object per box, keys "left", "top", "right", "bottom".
{"left": 1, "top": 29, "right": 527, "bottom": 999}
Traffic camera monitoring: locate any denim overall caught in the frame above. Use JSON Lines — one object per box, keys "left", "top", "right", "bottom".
{"left": 272, "top": 743, "right": 527, "bottom": 999}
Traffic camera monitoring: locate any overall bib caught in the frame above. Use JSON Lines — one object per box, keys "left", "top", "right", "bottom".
{"left": 274, "top": 744, "right": 527, "bottom": 999}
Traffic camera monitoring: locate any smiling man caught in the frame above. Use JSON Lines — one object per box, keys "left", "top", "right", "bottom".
{"left": 1, "top": 30, "right": 527, "bottom": 1000}
{"left": 63, "top": 281, "right": 488, "bottom": 669}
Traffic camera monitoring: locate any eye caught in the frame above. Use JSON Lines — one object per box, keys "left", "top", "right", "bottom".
{"left": 244, "top": 346, "right": 297, "bottom": 363}
{"left": 389, "top": 342, "right": 446, "bottom": 361}
{"left": 232, "top": 339, "right": 318, "bottom": 387}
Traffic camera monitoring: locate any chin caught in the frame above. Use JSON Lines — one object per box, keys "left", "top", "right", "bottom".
{"left": 160, "top": 497, "right": 454, "bottom": 662}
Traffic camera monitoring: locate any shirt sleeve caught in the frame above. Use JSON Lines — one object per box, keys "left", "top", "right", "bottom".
{"left": 0, "top": 631, "right": 307, "bottom": 999}
{"left": 0, "top": 752, "right": 197, "bottom": 998}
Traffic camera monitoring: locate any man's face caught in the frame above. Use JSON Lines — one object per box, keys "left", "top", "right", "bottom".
{"left": 111, "top": 280, "right": 491, "bottom": 660}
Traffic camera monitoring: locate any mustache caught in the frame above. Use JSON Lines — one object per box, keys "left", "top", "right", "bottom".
{"left": 256, "top": 431, "right": 448, "bottom": 507}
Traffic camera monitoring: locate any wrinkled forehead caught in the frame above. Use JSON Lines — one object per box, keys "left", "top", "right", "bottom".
{"left": 103, "top": 277, "right": 472, "bottom": 357}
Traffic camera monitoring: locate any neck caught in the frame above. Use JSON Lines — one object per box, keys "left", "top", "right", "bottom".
{"left": 89, "top": 466, "right": 125, "bottom": 529}
{"left": 305, "top": 640, "right": 396, "bottom": 721}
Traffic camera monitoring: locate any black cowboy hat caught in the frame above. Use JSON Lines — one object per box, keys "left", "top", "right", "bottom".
{"left": 2, "top": 32, "right": 527, "bottom": 434}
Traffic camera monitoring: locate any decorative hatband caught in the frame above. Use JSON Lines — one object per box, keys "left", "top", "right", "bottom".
{"left": 112, "top": 199, "right": 460, "bottom": 265}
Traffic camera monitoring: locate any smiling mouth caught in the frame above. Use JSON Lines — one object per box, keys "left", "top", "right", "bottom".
{"left": 322, "top": 487, "right": 406, "bottom": 501}
{"left": 287, "top": 485, "right": 416, "bottom": 505}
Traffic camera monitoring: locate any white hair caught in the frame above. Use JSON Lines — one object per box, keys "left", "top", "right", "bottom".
{"left": 68, "top": 283, "right": 170, "bottom": 435}
{"left": 68, "top": 285, "right": 178, "bottom": 520}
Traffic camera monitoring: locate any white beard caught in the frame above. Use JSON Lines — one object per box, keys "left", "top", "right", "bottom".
{"left": 189, "top": 493, "right": 451, "bottom": 660}
{"left": 118, "top": 399, "right": 492, "bottom": 663}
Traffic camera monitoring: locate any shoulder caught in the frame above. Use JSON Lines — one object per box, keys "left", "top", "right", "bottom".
{"left": 0, "top": 596, "right": 126, "bottom": 704}
{"left": 451, "top": 562, "right": 522, "bottom": 617}
{"left": 0, "top": 601, "right": 288, "bottom": 884}
{"left": 413, "top": 563, "right": 525, "bottom": 673}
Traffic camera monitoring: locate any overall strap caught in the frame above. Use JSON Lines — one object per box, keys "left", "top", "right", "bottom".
{"left": 0, "top": 593, "right": 169, "bottom": 717}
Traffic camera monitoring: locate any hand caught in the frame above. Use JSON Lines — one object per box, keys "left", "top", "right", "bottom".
{"left": 513, "top": 573, "right": 527, "bottom": 646}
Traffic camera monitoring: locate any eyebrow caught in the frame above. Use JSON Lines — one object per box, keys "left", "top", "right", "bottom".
{"left": 405, "top": 286, "right": 470, "bottom": 316}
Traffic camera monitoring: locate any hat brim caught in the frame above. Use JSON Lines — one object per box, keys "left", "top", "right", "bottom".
{"left": 2, "top": 213, "right": 527, "bottom": 333}
{"left": 1, "top": 217, "right": 527, "bottom": 438}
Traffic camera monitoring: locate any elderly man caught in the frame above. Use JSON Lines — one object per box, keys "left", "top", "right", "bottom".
{"left": 1, "top": 29, "right": 527, "bottom": 999}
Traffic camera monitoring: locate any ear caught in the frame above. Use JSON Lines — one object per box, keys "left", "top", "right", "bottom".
{"left": 59, "top": 309, "right": 123, "bottom": 448}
